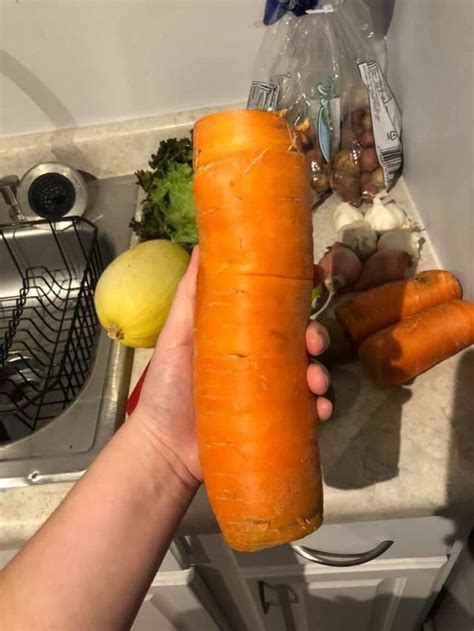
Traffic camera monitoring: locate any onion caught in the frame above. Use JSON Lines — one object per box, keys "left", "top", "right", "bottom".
{"left": 353, "top": 249, "right": 412, "bottom": 290}
{"left": 318, "top": 242, "right": 362, "bottom": 292}
{"left": 311, "top": 243, "right": 362, "bottom": 320}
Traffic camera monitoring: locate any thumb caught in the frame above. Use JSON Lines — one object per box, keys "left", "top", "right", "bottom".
{"left": 156, "top": 245, "right": 199, "bottom": 350}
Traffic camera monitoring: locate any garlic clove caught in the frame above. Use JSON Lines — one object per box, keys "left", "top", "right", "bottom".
{"left": 377, "top": 228, "right": 423, "bottom": 262}
{"left": 332, "top": 202, "right": 365, "bottom": 232}
{"left": 364, "top": 197, "right": 410, "bottom": 233}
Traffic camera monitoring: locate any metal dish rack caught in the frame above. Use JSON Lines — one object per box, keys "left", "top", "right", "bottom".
{"left": 0, "top": 217, "right": 102, "bottom": 440}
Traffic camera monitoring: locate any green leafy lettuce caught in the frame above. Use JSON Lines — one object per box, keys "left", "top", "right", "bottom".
{"left": 131, "top": 137, "right": 197, "bottom": 252}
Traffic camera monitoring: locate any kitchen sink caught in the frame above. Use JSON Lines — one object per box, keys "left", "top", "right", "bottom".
{"left": 0, "top": 175, "right": 137, "bottom": 487}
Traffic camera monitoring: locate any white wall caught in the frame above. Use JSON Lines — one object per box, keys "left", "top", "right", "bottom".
{"left": 387, "top": 0, "right": 474, "bottom": 299}
{"left": 0, "top": 0, "right": 265, "bottom": 137}
{"left": 2, "top": 1, "right": 473, "bottom": 297}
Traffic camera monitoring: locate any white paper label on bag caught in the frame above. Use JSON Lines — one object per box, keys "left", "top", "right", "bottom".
{"left": 358, "top": 60, "right": 403, "bottom": 187}
{"left": 247, "top": 80, "right": 280, "bottom": 111}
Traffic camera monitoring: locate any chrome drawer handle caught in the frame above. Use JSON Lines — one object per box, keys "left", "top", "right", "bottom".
{"left": 292, "top": 540, "right": 393, "bottom": 566}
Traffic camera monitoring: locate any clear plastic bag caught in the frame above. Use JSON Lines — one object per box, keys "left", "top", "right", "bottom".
{"left": 262, "top": 0, "right": 319, "bottom": 26}
{"left": 247, "top": 0, "right": 402, "bottom": 206}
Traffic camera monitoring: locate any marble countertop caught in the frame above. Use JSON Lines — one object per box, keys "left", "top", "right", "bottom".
{"left": 1, "top": 106, "right": 473, "bottom": 550}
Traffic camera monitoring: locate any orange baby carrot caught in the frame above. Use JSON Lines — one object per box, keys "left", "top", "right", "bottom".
{"left": 359, "top": 299, "right": 474, "bottom": 387}
{"left": 193, "top": 110, "right": 322, "bottom": 552}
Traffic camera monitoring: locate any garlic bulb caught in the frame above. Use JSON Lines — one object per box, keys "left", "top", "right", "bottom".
{"left": 377, "top": 228, "right": 423, "bottom": 262}
{"left": 337, "top": 220, "right": 378, "bottom": 260}
{"left": 332, "top": 203, "right": 365, "bottom": 233}
{"left": 364, "top": 198, "right": 411, "bottom": 233}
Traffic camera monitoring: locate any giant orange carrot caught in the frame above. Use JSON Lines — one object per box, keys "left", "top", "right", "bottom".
{"left": 359, "top": 299, "right": 474, "bottom": 387}
{"left": 193, "top": 110, "right": 322, "bottom": 552}
{"left": 336, "top": 270, "right": 462, "bottom": 344}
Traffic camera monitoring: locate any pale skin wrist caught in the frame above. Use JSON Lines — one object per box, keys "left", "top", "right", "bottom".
{"left": 125, "top": 407, "right": 201, "bottom": 500}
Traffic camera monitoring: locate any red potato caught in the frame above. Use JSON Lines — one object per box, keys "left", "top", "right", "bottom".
{"left": 331, "top": 171, "right": 362, "bottom": 207}
{"left": 360, "top": 148, "right": 379, "bottom": 172}
{"left": 361, "top": 172, "right": 372, "bottom": 186}
{"left": 370, "top": 167, "right": 385, "bottom": 187}
{"left": 362, "top": 182, "right": 382, "bottom": 203}
{"left": 341, "top": 127, "right": 360, "bottom": 150}
{"left": 360, "top": 130, "right": 375, "bottom": 148}
{"left": 351, "top": 109, "right": 366, "bottom": 125}
{"left": 333, "top": 150, "right": 361, "bottom": 176}
{"left": 311, "top": 172, "right": 331, "bottom": 195}
{"left": 302, "top": 125, "right": 318, "bottom": 149}
{"left": 360, "top": 111, "right": 373, "bottom": 130}
{"left": 306, "top": 147, "right": 324, "bottom": 166}
{"left": 353, "top": 249, "right": 412, "bottom": 291}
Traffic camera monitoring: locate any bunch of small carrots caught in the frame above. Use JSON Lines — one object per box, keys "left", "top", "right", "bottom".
{"left": 332, "top": 270, "right": 474, "bottom": 387}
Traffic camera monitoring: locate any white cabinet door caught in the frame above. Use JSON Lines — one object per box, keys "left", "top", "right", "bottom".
{"left": 242, "top": 556, "right": 447, "bottom": 631}
{"left": 132, "top": 567, "right": 231, "bottom": 631}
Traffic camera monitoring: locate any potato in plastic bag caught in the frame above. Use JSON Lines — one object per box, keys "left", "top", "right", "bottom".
{"left": 247, "top": 0, "right": 402, "bottom": 206}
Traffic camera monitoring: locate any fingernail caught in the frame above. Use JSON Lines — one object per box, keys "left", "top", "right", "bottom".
{"left": 320, "top": 328, "right": 330, "bottom": 352}
{"left": 321, "top": 367, "right": 330, "bottom": 392}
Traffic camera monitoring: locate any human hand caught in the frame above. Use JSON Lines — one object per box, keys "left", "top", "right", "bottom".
{"left": 134, "top": 248, "right": 332, "bottom": 484}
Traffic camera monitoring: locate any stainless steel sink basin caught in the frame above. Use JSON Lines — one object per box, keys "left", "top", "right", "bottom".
{"left": 0, "top": 175, "right": 137, "bottom": 487}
